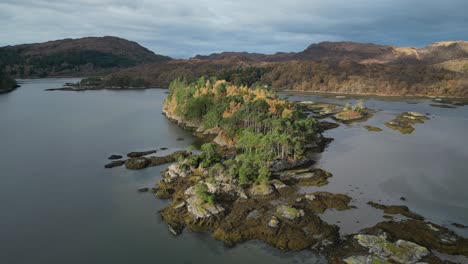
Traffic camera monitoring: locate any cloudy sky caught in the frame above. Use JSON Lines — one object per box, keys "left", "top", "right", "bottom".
{"left": 1, "top": 0, "right": 467, "bottom": 58}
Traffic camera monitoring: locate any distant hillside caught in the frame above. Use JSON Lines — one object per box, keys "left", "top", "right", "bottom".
{"left": 101, "top": 40, "right": 467, "bottom": 97}
{"left": 0, "top": 36, "right": 171, "bottom": 78}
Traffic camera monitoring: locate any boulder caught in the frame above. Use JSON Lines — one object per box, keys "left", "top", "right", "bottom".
{"left": 268, "top": 216, "right": 280, "bottom": 228}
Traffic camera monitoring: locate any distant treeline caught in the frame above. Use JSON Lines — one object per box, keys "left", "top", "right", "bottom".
{"left": 101, "top": 60, "right": 468, "bottom": 97}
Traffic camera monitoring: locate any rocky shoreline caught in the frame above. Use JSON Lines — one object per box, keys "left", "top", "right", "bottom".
{"left": 154, "top": 107, "right": 467, "bottom": 263}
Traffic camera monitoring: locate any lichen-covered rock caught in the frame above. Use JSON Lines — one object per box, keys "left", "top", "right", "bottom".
{"left": 343, "top": 255, "right": 391, "bottom": 264}
{"left": 186, "top": 196, "right": 225, "bottom": 219}
{"left": 268, "top": 216, "right": 280, "bottom": 228}
{"left": 270, "top": 179, "right": 287, "bottom": 190}
{"left": 164, "top": 164, "right": 190, "bottom": 183}
{"left": 369, "top": 220, "right": 468, "bottom": 257}
{"left": 275, "top": 205, "right": 305, "bottom": 221}
{"left": 249, "top": 184, "right": 275, "bottom": 197}
{"left": 354, "top": 234, "right": 429, "bottom": 264}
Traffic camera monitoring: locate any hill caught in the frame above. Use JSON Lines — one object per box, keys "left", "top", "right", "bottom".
{"left": 0, "top": 36, "right": 171, "bottom": 78}
{"left": 100, "top": 40, "right": 467, "bottom": 97}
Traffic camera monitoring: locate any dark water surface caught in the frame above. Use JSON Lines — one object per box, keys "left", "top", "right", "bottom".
{"left": 0, "top": 79, "right": 325, "bottom": 264}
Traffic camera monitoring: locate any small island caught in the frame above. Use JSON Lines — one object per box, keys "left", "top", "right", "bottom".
{"left": 0, "top": 73, "right": 19, "bottom": 94}
{"left": 147, "top": 78, "right": 468, "bottom": 263}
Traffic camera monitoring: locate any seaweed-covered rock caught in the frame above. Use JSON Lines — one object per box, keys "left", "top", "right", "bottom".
{"left": 367, "top": 201, "right": 424, "bottom": 220}
{"left": 303, "top": 192, "right": 353, "bottom": 213}
{"left": 124, "top": 157, "right": 151, "bottom": 170}
{"left": 385, "top": 112, "right": 429, "bottom": 134}
{"left": 126, "top": 150, "right": 157, "bottom": 158}
{"left": 279, "top": 168, "right": 332, "bottom": 186}
{"left": 148, "top": 150, "right": 190, "bottom": 166}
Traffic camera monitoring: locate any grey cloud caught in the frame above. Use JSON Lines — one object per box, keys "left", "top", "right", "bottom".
{"left": 0, "top": 0, "right": 467, "bottom": 58}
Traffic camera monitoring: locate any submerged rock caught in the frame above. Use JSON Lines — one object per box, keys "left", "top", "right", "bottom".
{"left": 363, "top": 125, "right": 382, "bottom": 132}
{"left": 452, "top": 223, "right": 467, "bottom": 229}
{"left": 126, "top": 150, "right": 157, "bottom": 158}
{"left": 367, "top": 201, "right": 424, "bottom": 220}
{"left": 104, "top": 160, "right": 124, "bottom": 168}
{"left": 108, "top": 154, "right": 123, "bottom": 160}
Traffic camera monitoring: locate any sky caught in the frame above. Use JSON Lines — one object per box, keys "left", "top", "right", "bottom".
{"left": 0, "top": 0, "right": 467, "bottom": 58}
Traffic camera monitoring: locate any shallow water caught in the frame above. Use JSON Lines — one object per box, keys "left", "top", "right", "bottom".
{"left": 283, "top": 93, "right": 468, "bottom": 239}
{"left": 0, "top": 79, "right": 325, "bottom": 264}
{"left": 1, "top": 79, "right": 467, "bottom": 264}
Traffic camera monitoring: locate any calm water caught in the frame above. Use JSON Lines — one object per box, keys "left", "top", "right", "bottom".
{"left": 0, "top": 79, "right": 325, "bottom": 264}
{"left": 282, "top": 93, "right": 468, "bottom": 240}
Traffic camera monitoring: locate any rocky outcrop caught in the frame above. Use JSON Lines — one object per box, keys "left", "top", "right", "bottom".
{"left": 123, "top": 150, "right": 190, "bottom": 170}
{"left": 351, "top": 234, "right": 429, "bottom": 264}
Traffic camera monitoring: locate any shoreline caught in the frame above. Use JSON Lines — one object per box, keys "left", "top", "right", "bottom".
{"left": 280, "top": 89, "right": 468, "bottom": 101}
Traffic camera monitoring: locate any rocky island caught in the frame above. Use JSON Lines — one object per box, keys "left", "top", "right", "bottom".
{"left": 142, "top": 78, "right": 468, "bottom": 263}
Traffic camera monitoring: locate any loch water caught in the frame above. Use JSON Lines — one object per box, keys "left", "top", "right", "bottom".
{"left": 1, "top": 78, "right": 467, "bottom": 264}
